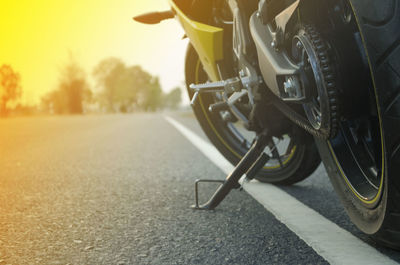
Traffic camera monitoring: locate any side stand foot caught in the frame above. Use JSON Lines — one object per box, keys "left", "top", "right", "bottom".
{"left": 192, "top": 179, "right": 224, "bottom": 210}
{"left": 191, "top": 130, "right": 271, "bottom": 210}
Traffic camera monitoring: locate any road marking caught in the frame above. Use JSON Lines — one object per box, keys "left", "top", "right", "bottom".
{"left": 165, "top": 116, "right": 397, "bottom": 265}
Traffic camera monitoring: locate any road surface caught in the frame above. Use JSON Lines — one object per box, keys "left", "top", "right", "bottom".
{"left": 0, "top": 113, "right": 399, "bottom": 264}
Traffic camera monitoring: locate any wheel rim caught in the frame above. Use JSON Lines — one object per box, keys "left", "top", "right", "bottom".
{"left": 329, "top": 115, "right": 384, "bottom": 206}
{"left": 324, "top": 1, "right": 386, "bottom": 207}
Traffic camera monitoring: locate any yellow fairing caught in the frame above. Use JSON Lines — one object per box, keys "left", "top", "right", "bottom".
{"left": 169, "top": 0, "right": 223, "bottom": 81}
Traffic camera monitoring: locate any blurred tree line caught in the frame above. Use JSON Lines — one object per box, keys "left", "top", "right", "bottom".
{"left": 41, "top": 57, "right": 182, "bottom": 114}
{"left": 0, "top": 64, "right": 22, "bottom": 116}
{"left": 0, "top": 58, "right": 182, "bottom": 117}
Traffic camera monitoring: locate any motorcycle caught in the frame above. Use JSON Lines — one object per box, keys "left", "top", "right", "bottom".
{"left": 135, "top": 0, "right": 400, "bottom": 249}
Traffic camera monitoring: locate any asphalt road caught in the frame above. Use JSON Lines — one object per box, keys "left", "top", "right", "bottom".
{"left": 0, "top": 112, "right": 400, "bottom": 265}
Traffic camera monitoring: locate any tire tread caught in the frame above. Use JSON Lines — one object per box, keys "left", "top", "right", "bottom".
{"left": 329, "top": 0, "right": 400, "bottom": 248}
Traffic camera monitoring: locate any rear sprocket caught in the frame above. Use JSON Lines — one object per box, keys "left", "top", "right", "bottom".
{"left": 291, "top": 24, "right": 340, "bottom": 139}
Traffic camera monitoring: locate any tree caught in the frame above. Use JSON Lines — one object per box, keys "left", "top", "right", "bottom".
{"left": 41, "top": 58, "right": 90, "bottom": 114}
{"left": 93, "top": 58, "right": 164, "bottom": 112}
{"left": 92, "top": 58, "right": 127, "bottom": 112}
{"left": 163, "top": 87, "right": 182, "bottom": 110}
{"left": 60, "top": 65, "right": 84, "bottom": 113}
{"left": 140, "top": 76, "right": 163, "bottom": 112}
{"left": 41, "top": 90, "right": 66, "bottom": 114}
{"left": 0, "top": 64, "right": 22, "bottom": 116}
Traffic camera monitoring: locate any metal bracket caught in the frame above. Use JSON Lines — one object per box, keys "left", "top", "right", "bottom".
{"left": 249, "top": 12, "right": 300, "bottom": 99}
{"left": 191, "top": 130, "right": 271, "bottom": 210}
{"left": 189, "top": 77, "right": 242, "bottom": 106}
{"left": 193, "top": 179, "right": 225, "bottom": 210}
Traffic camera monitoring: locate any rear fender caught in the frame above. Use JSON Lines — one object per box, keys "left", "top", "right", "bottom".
{"left": 169, "top": 0, "right": 224, "bottom": 81}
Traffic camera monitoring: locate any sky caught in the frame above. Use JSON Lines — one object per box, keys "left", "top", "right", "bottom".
{"left": 0, "top": 0, "right": 188, "bottom": 105}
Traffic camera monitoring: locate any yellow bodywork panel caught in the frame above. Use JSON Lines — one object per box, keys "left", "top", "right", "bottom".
{"left": 169, "top": 0, "right": 224, "bottom": 81}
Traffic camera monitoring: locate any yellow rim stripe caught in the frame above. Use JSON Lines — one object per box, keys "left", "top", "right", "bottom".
{"left": 327, "top": 2, "right": 385, "bottom": 205}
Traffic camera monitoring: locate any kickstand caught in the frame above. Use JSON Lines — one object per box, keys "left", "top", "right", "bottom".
{"left": 191, "top": 130, "right": 271, "bottom": 210}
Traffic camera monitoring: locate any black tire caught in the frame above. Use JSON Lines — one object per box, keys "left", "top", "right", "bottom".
{"left": 316, "top": 0, "right": 400, "bottom": 249}
{"left": 185, "top": 44, "right": 321, "bottom": 185}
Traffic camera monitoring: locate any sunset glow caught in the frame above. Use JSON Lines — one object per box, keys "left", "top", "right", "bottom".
{"left": 0, "top": 0, "right": 187, "bottom": 104}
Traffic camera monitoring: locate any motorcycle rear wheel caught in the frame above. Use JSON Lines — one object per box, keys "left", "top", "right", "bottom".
{"left": 316, "top": 0, "right": 400, "bottom": 249}
{"left": 185, "top": 44, "right": 321, "bottom": 185}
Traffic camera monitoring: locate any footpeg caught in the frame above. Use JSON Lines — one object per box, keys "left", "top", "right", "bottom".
{"left": 191, "top": 130, "right": 271, "bottom": 210}
{"left": 190, "top": 77, "right": 242, "bottom": 106}
{"left": 208, "top": 102, "right": 229, "bottom": 112}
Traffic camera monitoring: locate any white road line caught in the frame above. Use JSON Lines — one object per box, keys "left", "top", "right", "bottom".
{"left": 165, "top": 116, "right": 397, "bottom": 265}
